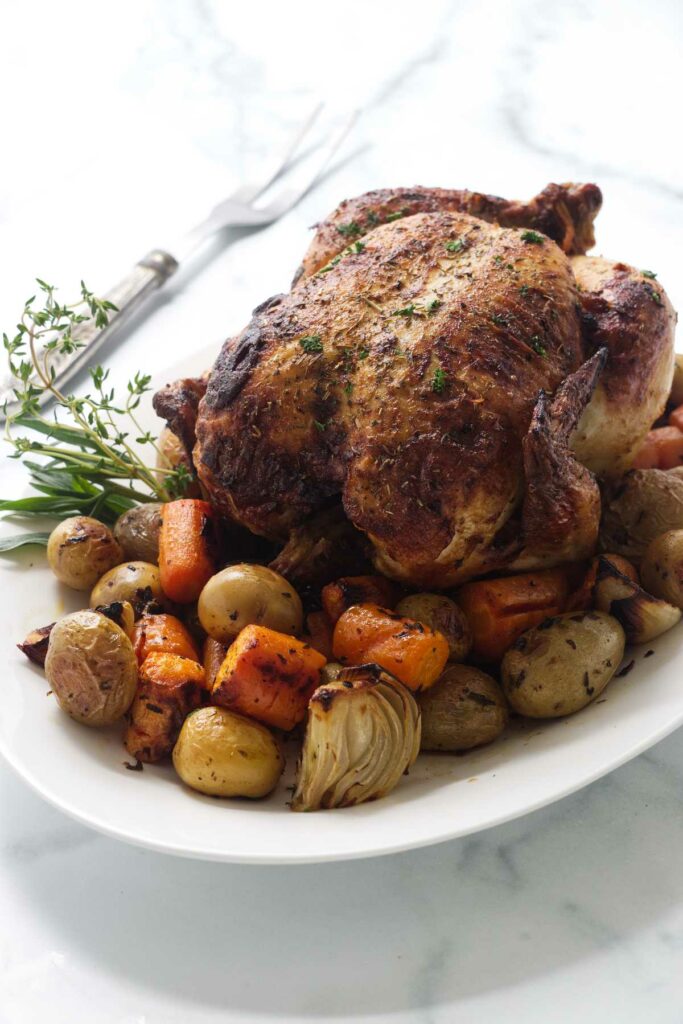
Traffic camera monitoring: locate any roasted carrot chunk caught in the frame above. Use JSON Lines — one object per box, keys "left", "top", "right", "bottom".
{"left": 158, "top": 499, "right": 217, "bottom": 603}
{"left": 331, "top": 603, "right": 449, "bottom": 691}
{"left": 213, "top": 625, "right": 326, "bottom": 731}
{"left": 322, "top": 575, "right": 399, "bottom": 624}
{"left": 304, "top": 610, "right": 334, "bottom": 660}
{"left": 202, "top": 636, "right": 228, "bottom": 689}
{"left": 124, "top": 652, "right": 207, "bottom": 762}
{"left": 633, "top": 426, "right": 683, "bottom": 470}
{"left": 131, "top": 613, "right": 199, "bottom": 665}
{"left": 455, "top": 568, "right": 571, "bottom": 662}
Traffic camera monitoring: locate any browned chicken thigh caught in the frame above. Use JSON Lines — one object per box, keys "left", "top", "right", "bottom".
{"left": 155, "top": 183, "right": 675, "bottom": 588}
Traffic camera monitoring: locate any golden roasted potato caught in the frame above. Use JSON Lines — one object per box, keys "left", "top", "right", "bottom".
{"left": 641, "top": 529, "right": 683, "bottom": 609}
{"left": 90, "top": 561, "right": 166, "bottom": 615}
{"left": 197, "top": 564, "right": 303, "bottom": 643}
{"left": 47, "top": 516, "right": 123, "bottom": 591}
{"left": 501, "top": 611, "right": 625, "bottom": 718}
{"left": 419, "top": 664, "right": 507, "bottom": 751}
{"left": 44, "top": 610, "right": 138, "bottom": 726}
{"left": 113, "top": 504, "right": 163, "bottom": 563}
{"left": 157, "top": 427, "right": 188, "bottom": 470}
{"left": 172, "top": 706, "right": 284, "bottom": 798}
{"left": 600, "top": 470, "right": 683, "bottom": 562}
{"left": 124, "top": 652, "right": 206, "bottom": 763}
{"left": 395, "top": 593, "right": 472, "bottom": 661}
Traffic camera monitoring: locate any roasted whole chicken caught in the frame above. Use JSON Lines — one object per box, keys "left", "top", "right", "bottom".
{"left": 155, "top": 183, "right": 676, "bottom": 587}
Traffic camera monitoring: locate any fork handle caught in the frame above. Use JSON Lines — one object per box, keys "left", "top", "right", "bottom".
{"left": 1, "top": 249, "right": 179, "bottom": 419}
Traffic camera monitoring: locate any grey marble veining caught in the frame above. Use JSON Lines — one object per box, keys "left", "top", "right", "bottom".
{"left": 1, "top": 0, "right": 682, "bottom": 1021}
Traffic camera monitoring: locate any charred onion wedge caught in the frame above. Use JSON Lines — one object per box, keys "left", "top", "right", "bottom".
{"left": 291, "top": 664, "right": 420, "bottom": 812}
{"left": 593, "top": 557, "right": 681, "bottom": 644}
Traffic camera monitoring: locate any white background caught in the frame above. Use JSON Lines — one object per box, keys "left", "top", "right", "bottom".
{"left": 1, "top": 1, "right": 682, "bottom": 1021}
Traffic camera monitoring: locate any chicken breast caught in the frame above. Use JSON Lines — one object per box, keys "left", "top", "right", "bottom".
{"left": 194, "top": 211, "right": 593, "bottom": 586}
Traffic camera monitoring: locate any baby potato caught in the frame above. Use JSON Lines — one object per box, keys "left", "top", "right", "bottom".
{"left": 157, "top": 426, "right": 188, "bottom": 471}
{"left": 198, "top": 563, "right": 303, "bottom": 643}
{"left": 395, "top": 593, "right": 472, "bottom": 661}
{"left": 419, "top": 664, "right": 508, "bottom": 751}
{"left": 172, "top": 706, "right": 284, "bottom": 798}
{"left": 641, "top": 530, "right": 683, "bottom": 609}
{"left": 44, "top": 610, "right": 138, "bottom": 726}
{"left": 90, "top": 561, "right": 166, "bottom": 616}
{"left": 113, "top": 504, "right": 163, "bottom": 563}
{"left": 501, "top": 611, "right": 625, "bottom": 719}
{"left": 47, "top": 516, "right": 123, "bottom": 591}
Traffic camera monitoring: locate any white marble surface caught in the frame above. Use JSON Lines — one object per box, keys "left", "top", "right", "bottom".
{"left": 1, "top": 0, "right": 683, "bottom": 1020}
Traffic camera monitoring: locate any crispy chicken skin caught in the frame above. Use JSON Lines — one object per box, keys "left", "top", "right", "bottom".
{"left": 156, "top": 182, "right": 676, "bottom": 588}
{"left": 294, "top": 182, "right": 603, "bottom": 282}
{"left": 195, "top": 210, "right": 593, "bottom": 586}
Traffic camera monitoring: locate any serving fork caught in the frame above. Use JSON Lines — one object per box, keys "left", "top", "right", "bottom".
{"left": 0, "top": 106, "right": 358, "bottom": 420}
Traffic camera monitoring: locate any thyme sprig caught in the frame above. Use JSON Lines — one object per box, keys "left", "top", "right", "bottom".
{"left": 2, "top": 279, "right": 189, "bottom": 529}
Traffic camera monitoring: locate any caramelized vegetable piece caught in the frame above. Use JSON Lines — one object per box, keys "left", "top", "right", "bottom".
{"left": 213, "top": 625, "right": 326, "bottom": 731}
{"left": 159, "top": 499, "right": 217, "bottom": 603}
{"left": 291, "top": 665, "right": 420, "bottom": 811}
{"left": 332, "top": 603, "right": 449, "bottom": 691}
{"left": 305, "top": 610, "right": 334, "bottom": 660}
{"left": 131, "top": 613, "right": 200, "bottom": 665}
{"left": 321, "top": 575, "right": 399, "bottom": 624}
{"left": 566, "top": 554, "right": 639, "bottom": 612}
{"left": 203, "top": 636, "right": 228, "bottom": 688}
{"left": 632, "top": 426, "right": 683, "bottom": 470}
{"left": 124, "top": 652, "right": 207, "bottom": 763}
{"left": 455, "top": 568, "right": 572, "bottom": 662}
{"left": 17, "top": 623, "right": 54, "bottom": 667}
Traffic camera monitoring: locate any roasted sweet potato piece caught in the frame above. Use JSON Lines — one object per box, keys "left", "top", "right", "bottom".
{"left": 633, "top": 426, "right": 683, "bottom": 470}
{"left": 213, "top": 625, "right": 326, "bottom": 731}
{"left": 455, "top": 568, "right": 572, "bottom": 662}
{"left": 331, "top": 603, "right": 449, "bottom": 691}
{"left": 131, "top": 613, "right": 199, "bottom": 665}
{"left": 124, "top": 652, "right": 207, "bottom": 763}
{"left": 321, "top": 575, "right": 399, "bottom": 623}
{"left": 304, "top": 611, "right": 334, "bottom": 660}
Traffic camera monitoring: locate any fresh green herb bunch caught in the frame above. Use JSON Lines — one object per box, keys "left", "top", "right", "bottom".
{"left": 2, "top": 279, "right": 189, "bottom": 528}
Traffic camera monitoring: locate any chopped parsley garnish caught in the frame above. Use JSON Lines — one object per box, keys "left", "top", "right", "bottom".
{"left": 445, "top": 238, "right": 467, "bottom": 253}
{"left": 300, "top": 335, "right": 323, "bottom": 353}
{"left": 493, "top": 255, "right": 503, "bottom": 265}
{"left": 358, "top": 347, "right": 370, "bottom": 360}
{"left": 386, "top": 210, "right": 406, "bottom": 222}
{"left": 343, "top": 381, "right": 353, "bottom": 396}
{"left": 336, "top": 221, "right": 362, "bottom": 238}
{"left": 313, "top": 420, "right": 326, "bottom": 432}
{"left": 646, "top": 285, "right": 662, "bottom": 305}
{"left": 521, "top": 230, "right": 544, "bottom": 244}
{"left": 642, "top": 269, "right": 657, "bottom": 279}
{"left": 392, "top": 303, "right": 416, "bottom": 317}
{"left": 318, "top": 240, "right": 365, "bottom": 274}
{"left": 432, "top": 367, "right": 447, "bottom": 393}
{"left": 365, "top": 211, "right": 380, "bottom": 226}
{"left": 529, "top": 335, "right": 546, "bottom": 356}
{"left": 427, "top": 298, "right": 442, "bottom": 313}
{"left": 519, "top": 284, "right": 530, "bottom": 297}
{"left": 491, "top": 313, "right": 507, "bottom": 327}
